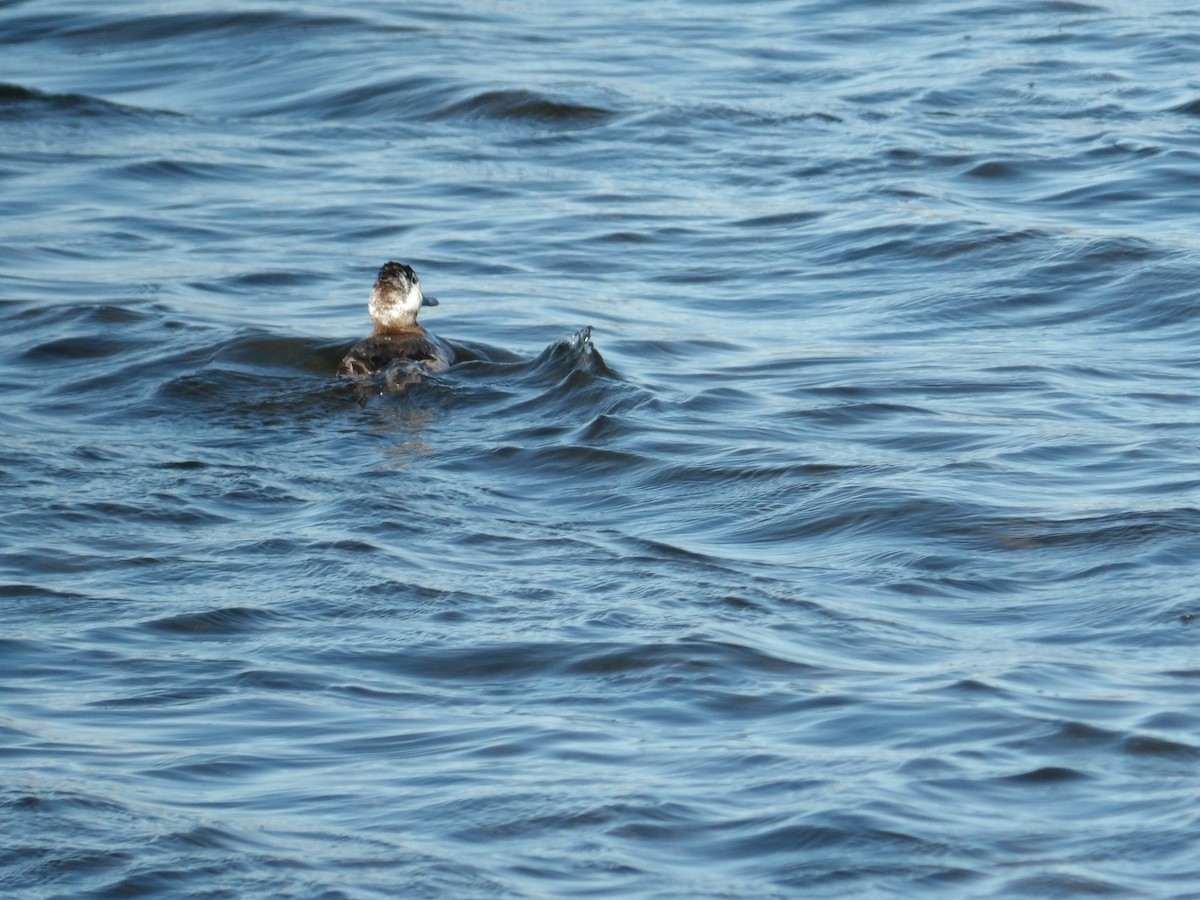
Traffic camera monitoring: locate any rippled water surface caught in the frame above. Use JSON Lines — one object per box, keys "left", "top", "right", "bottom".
{"left": 4, "top": 1, "right": 1200, "bottom": 895}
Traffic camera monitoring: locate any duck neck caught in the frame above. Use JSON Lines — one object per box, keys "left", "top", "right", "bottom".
{"left": 372, "top": 322, "right": 426, "bottom": 336}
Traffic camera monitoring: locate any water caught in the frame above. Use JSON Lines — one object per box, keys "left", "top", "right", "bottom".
{"left": 3, "top": 0, "right": 1200, "bottom": 895}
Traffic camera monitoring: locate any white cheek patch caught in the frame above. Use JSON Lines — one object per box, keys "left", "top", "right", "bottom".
{"left": 368, "top": 282, "right": 424, "bottom": 328}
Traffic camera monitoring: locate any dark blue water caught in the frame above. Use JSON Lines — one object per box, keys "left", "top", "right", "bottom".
{"left": 3, "top": 1, "right": 1200, "bottom": 895}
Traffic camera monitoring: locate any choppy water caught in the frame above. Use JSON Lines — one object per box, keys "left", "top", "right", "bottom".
{"left": 3, "top": 1, "right": 1200, "bottom": 895}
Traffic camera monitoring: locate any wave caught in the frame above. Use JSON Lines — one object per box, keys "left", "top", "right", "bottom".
{"left": 3, "top": 8, "right": 369, "bottom": 45}
{"left": 260, "top": 78, "right": 620, "bottom": 129}
{"left": 434, "top": 89, "right": 616, "bottom": 126}
{"left": 0, "top": 81, "right": 166, "bottom": 119}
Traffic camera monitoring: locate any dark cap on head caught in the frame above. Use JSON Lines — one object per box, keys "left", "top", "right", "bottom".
{"left": 376, "top": 261, "right": 418, "bottom": 287}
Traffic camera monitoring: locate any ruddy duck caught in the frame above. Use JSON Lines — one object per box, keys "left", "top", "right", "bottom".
{"left": 337, "top": 261, "right": 454, "bottom": 380}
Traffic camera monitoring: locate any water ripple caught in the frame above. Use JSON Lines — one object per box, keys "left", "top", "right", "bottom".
{"left": 3, "top": 0, "right": 1200, "bottom": 895}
